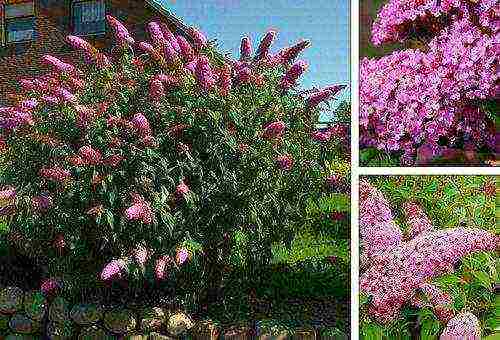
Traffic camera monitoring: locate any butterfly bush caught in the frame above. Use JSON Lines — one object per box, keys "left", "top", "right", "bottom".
{"left": 440, "top": 312, "right": 481, "bottom": 340}
{"left": 361, "top": 0, "right": 498, "bottom": 165}
{"left": 0, "top": 16, "right": 348, "bottom": 303}
{"left": 359, "top": 182, "right": 498, "bottom": 325}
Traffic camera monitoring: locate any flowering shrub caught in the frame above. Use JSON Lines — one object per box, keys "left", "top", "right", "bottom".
{"left": 0, "top": 16, "right": 348, "bottom": 309}
{"left": 360, "top": 0, "right": 498, "bottom": 165}
{"left": 359, "top": 178, "right": 498, "bottom": 338}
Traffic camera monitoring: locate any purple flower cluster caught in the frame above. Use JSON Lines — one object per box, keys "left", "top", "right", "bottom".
{"left": 359, "top": 182, "right": 499, "bottom": 323}
{"left": 360, "top": 18, "right": 497, "bottom": 164}
{"left": 403, "top": 201, "right": 434, "bottom": 239}
{"left": 440, "top": 312, "right": 481, "bottom": 339}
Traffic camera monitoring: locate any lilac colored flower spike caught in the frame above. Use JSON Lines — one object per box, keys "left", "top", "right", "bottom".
{"left": 263, "top": 121, "right": 286, "bottom": 139}
{"left": 40, "top": 277, "right": 62, "bottom": 297}
{"left": 155, "top": 255, "right": 171, "bottom": 280}
{"left": 255, "top": 29, "right": 277, "bottom": 60}
{"left": 275, "top": 154, "right": 294, "bottom": 171}
{"left": 403, "top": 201, "right": 434, "bottom": 239}
{"left": 219, "top": 64, "right": 232, "bottom": 96}
{"left": 18, "top": 99, "right": 39, "bottom": 112}
{"left": 41, "top": 55, "right": 76, "bottom": 74}
{"left": 147, "top": 21, "right": 166, "bottom": 47}
{"left": 31, "top": 194, "right": 53, "bottom": 211}
{"left": 239, "top": 36, "right": 252, "bottom": 61}
{"left": 195, "top": 56, "right": 216, "bottom": 91}
{"left": 279, "top": 39, "right": 311, "bottom": 64}
{"left": 54, "top": 87, "right": 77, "bottom": 104}
{"left": 106, "top": 15, "right": 135, "bottom": 46}
{"left": 160, "top": 23, "right": 181, "bottom": 52}
{"left": 306, "top": 85, "right": 346, "bottom": 108}
{"left": 440, "top": 312, "right": 481, "bottom": 340}
{"left": 176, "top": 35, "right": 195, "bottom": 62}
{"left": 188, "top": 26, "right": 207, "bottom": 50}
{"left": 359, "top": 180, "right": 402, "bottom": 260}
{"left": 66, "top": 35, "right": 98, "bottom": 58}
{"left": 175, "top": 247, "right": 190, "bottom": 266}
{"left": 236, "top": 67, "right": 251, "bottom": 84}
{"left": 149, "top": 78, "right": 165, "bottom": 103}
{"left": 131, "top": 113, "right": 151, "bottom": 136}
{"left": 100, "top": 259, "right": 127, "bottom": 281}
{"left": 280, "top": 60, "right": 308, "bottom": 89}
{"left": 163, "top": 40, "right": 181, "bottom": 66}
{"left": 0, "top": 187, "right": 16, "bottom": 202}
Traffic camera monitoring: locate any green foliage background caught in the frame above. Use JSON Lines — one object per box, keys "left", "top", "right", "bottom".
{"left": 360, "top": 176, "right": 499, "bottom": 339}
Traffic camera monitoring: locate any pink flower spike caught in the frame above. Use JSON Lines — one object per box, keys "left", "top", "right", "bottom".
{"left": 106, "top": 15, "right": 135, "bottom": 46}
{"left": 240, "top": 36, "right": 252, "bottom": 61}
{"left": 147, "top": 21, "right": 166, "bottom": 47}
{"left": 175, "top": 180, "right": 190, "bottom": 200}
{"left": 188, "top": 26, "right": 207, "bottom": 50}
{"left": 279, "top": 39, "right": 311, "bottom": 64}
{"left": 311, "top": 130, "right": 332, "bottom": 142}
{"left": 0, "top": 187, "right": 16, "bottom": 201}
{"left": 175, "top": 248, "right": 190, "bottom": 266}
{"left": 100, "top": 259, "right": 127, "bottom": 282}
{"left": 160, "top": 23, "right": 181, "bottom": 52}
{"left": 40, "top": 278, "right": 62, "bottom": 298}
{"left": 255, "top": 29, "right": 277, "bottom": 60}
{"left": 149, "top": 78, "right": 165, "bottom": 103}
{"left": 262, "top": 121, "right": 286, "bottom": 139}
{"left": 66, "top": 35, "right": 98, "bottom": 58}
{"left": 440, "top": 312, "right": 481, "bottom": 340}
{"left": 31, "top": 194, "right": 53, "bottom": 211}
{"left": 41, "top": 55, "right": 76, "bottom": 74}
{"left": 275, "top": 154, "right": 294, "bottom": 171}
{"left": 176, "top": 35, "right": 195, "bottom": 62}
{"left": 155, "top": 255, "right": 171, "bottom": 280}
{"left": 280, "top": 60, "right": 308, "bottom": 89}
{"left": 219, "top": 64, "right": 232, "bottom": 96}
{"left": 78, "top": 145, "right": 102, "bottom": 165}
{"left": 131, "top": 113, "right": 151, "bottom": 137}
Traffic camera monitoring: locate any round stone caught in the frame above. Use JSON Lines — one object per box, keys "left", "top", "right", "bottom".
{"left": 166, "top": 312, "right": 194, "bottom": 336}
{"left": 49, "top": 297, "right": 70, "bottom": 322}
{"left": 140, "top": 307, "right": 166, "bottom": 332}
{"left": 23, "top": 291, "right": 47, "bottom": 322}
{"left": 70, "top": 304, "right": 103, "bottom": 325}
{"left": 47, "top": 321, "right": 74, "bottom": 340}
{"left": 0, "top": 287, "right": 24, "bottom": 314}
{"left": 104, "top": 309, "right": 137, "bottom": 334}
{"left": 8, "top": 314, "right": 35, "bottom": 334}
{"left": 78, "top": 325, "right": 114, "bottom": 339}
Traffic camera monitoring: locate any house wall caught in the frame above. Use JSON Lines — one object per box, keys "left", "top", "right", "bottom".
{"left": 0, "top": 0, "right": 185, "bottom": 105}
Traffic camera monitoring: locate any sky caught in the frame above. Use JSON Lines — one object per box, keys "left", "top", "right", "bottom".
{"left": 155, "top": 0, "right": 350, "bottom": 119}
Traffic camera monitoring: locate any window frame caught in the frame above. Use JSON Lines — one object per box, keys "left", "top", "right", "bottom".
{"left": 3, "top": 1, "right": 37, "bottom": 45}
{"left": 70, "top": 0, "right": 106, "bottom": 37}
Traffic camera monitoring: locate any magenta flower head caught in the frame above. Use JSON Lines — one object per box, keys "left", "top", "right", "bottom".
{"left": 440, "top": 312, "right": 481, "bottom": 340}
{"left": 163, "top": 40, "right": 181, "bottom": 66}
{"left": 176, "top": 35, "right": 195, "bottom": 62}
{"left": 307, "top": 85, "right": 345, "bottom": 108}
{"left": 149, "top": 78, "right": 165, "bottom": 103}
{"left": 40, "top": 278, "right": 62, "bottom": 298}
{"left": 240, "top": 36, "right": 252, "bottom": 61}
{"left": 39, "top": 166, "right": 71, "bottom": 182}
{"left": 236, "top": 67, "right": 252, "bottom": 84}
{"left": 0, "top": 187, "right": 16, "bottom": 202}
{"left": 147, "top": 21, "right": 166, "bottom": 47}
{"left": 175, "top": 247, "right": 190, "bottom": 266}
{"left": 326, "top": 174, "right": 341, "bottom": 188}
{"left": 131, "top": 244, "right": 149, "bottom": 266}
{"left": 279, "top": 39, "right": 311, "bottom": 64}
{"left": 106, "top": 15, "right": 135, "bottom": 46}
{"left": 311, "top": 130, "right": 332, "bottom": 142}
{"left": 54, "top": 87, "right": 77, "bottom": 104}
{"left": 219, "top": 64, "right": 232, "bottom": 96}
{"left": 255, "top": 29, "right": 277, "bottom": 60}
{"left": 275, "top": 154, "right": 294, "bottom": 171}
{"left": 131, "top": 113, "right": 151, "bottom": 137}
{"left": 31, "top": 194, "right": 53, "bottom": 211}
{"left": 403, "top": 201, "right": 434, "bottom": 239}
{"left": 19, "top": 99, "right": 39, "bottom": 112}
{"left": 41, "top": 55, "right": 76, "bottom": 74}
{"left": 125, "top": 196, "right": 153, "bottom": 225}
{"left": 160, "top": 23, "right": 181, "bottom": 52}
{"left": 155, "top": 255, "right": 171, "bottom": 280}
{"left": 280, "top": 60, "right": 308, "bottom": 89}
{"left": 263, "top": 121, "right": 286, "bottom": 139}
{"left": 100, "top": 259, "right": 127, "bottom": 282}
{"left": 188, "top": 26, "right": 207, "bottom": 50}
{"left": 175, "top": 180, "right": 190, "bottom": 200}
{"left": 195, "top": 56, "right": 216, "bottom": 91}
{"left": 78, "top": 145, "right": 102, "bottom": 165}
{"left": 66, "top": 35, "right": 98, "bottom": 59}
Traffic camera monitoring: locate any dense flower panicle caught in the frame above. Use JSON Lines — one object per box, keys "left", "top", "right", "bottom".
{"left": 175, "top": 248, "right": 190, "bottom": 266}
{"left": 195, "top": 56, "right": 216, "bottom": 91}
{"left": 106, "top": 15, "right": 135, "bottom": 46}
{"left": 131, "top": 113, "right": 152, "bottom": 137}
{"left": 280, "top": 60, "right": 308, "bottom": 89}
{"left": 176, "top": 35, "right": 195, "bottom": 62}
{"left": 360, "top": 18, "right": 497, "bottom": 164}
{"left": 218, "top": 64, "right": 232, "bottom": 96}
{"left": 255, "top": 29, "right": 277, "bottom": 60}
{"left": 155, "top": 255, "right": 170, "bottom": 280}
{"left": 40, "top": 278, "right": 61, "bottom": 297}
{"left": 149, "top": 78, "right": 165, "bottom": 103}
{"left": 137, "top": 42, "right": 163, "bottom": 62}
{"left": 125, "top": 196, "right": 153, "bottom": 224}
{"left": 175, "top": 180, "right": 190, "bottom": 200}
{"left": 240, "top": 36, "right": 252, "bottom": 61}
{"left": 66, "top": 35, "right": 98, "bottom": 59}
{"left": 311, "top": 130, "right": 332, "bottom": 142}
{"left": 160, "top": 23, "right": 181, "bottom": 52}
{"left": 262, "top": 121, "right": 286, "bottom": 139}
{"left": 0, "top": 187, "right": 16, "bottom": 202}
{"left": 419, "top": 283, "right": 454, "bottom": 321}
{"left": 360, "top": 227, "right": 498, "bottom": 323}
{"left": 275, "top": 154, "right": 294, "bottom": 171}
{"left": 39, "top": 166, "right": 71, "bottom": 182}
{"left": 41, "top": 55, "right": 76, "bottom": 74}
{"left": 31, "top": 195, "right": 53, "bottom": 211}
{"left": 403, "top": 201, "right": 434, "bottom": 239}
{"left": 236, "top": 67, "right": 252, "bottom": 84}
{"left": 147, "top": 21, "right": 166, "bottom": 47}
{"left": 188, "top": 26, "right": 207, "bottom": 50}
{"left": 75, "top": 104, "right": 96, "bottom": 129}
{"left": 359, "top": 181, "right": 402, "bottom": 259}
{"left": 131, "top": 244, "right": 149, "bottom": 266}
{"left": 279, "top": 39, "right": 311, "bottom": 64}
{"left": 78, "top": 145, "right": 102, "bottom": 165}
{"left": 163, "top": 40, "right": 181, "bottom": 66}
{"left": 54, "top": 87, "right": 77, "bottom": 104}
{"left": 100, "top": 259, "right": 127, "bottom": 281}
{"left": 104, "top": 154, "right": 124, "bottom": 167}
{"left": 440, "top": 312, "right": 481, "bottom": 340}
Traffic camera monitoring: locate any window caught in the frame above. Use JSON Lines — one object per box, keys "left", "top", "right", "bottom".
{"left": 72, "top": 0, "right": 106, "bottom": 36}
{"left": 0, "top": 5, "right": 5, "bottom": 47}
{"left": 3, "top": 1, "right": 36, "bottom": 44}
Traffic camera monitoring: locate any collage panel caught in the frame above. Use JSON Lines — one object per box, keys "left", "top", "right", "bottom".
{"left": 359, "top": 175, "right": 498, "bottom": 339}
{"left": 359, "top": 0, "right": 498, "bottom": 167}
{"left": 0, "top": 1, "right": 351, "bottom": 339}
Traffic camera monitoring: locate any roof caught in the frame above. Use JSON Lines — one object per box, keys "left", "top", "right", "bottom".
{"left": 145, "top": 0, "right": 191, "bottom": 37}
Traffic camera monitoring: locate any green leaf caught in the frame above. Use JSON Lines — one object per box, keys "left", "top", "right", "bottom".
{"left": 106, "top": 210, "right": 114, "bottom": 229}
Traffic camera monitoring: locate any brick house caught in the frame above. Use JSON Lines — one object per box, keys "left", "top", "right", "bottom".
{"left": 0, "top": 0, "right": 191, "bottom": 105}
